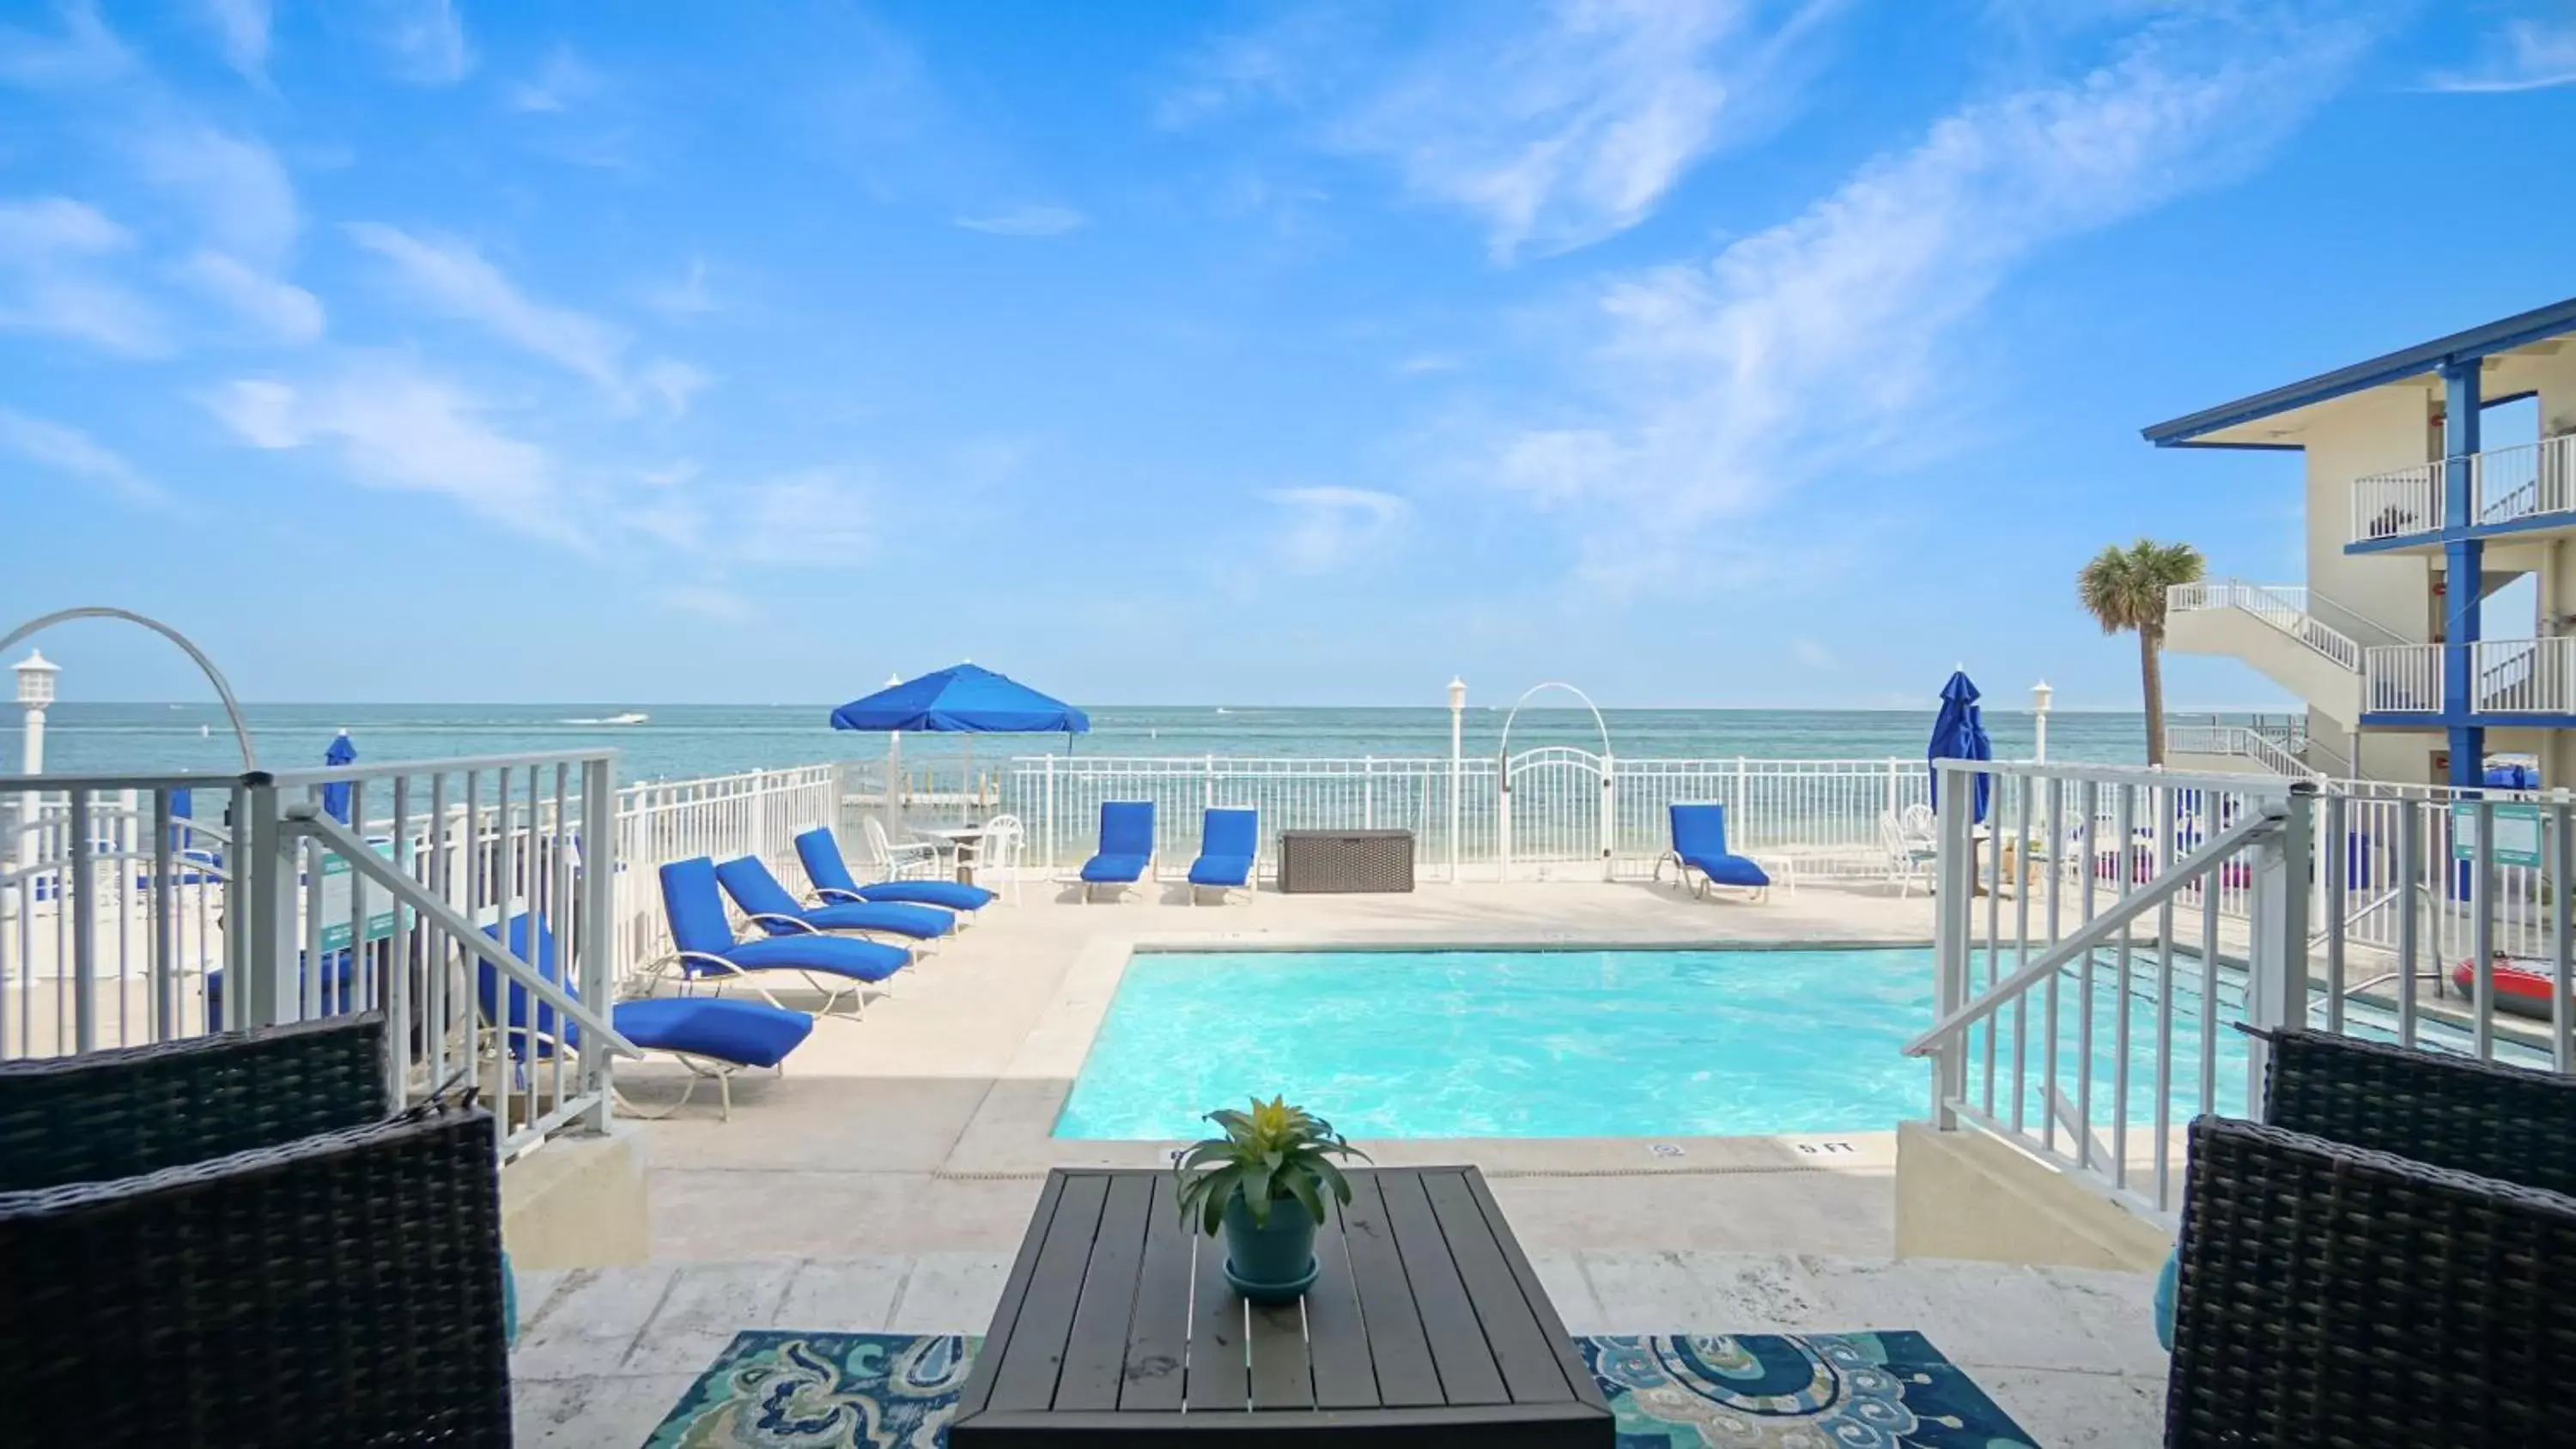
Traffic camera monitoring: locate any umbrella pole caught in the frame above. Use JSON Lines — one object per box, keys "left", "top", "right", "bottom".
{"left": 885, "top": 731, "right": 903, "bottom": 834}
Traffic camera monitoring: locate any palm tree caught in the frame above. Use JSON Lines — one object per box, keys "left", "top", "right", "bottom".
{"left": 2078, "top": 539, "right": 2206, "bottom": 766}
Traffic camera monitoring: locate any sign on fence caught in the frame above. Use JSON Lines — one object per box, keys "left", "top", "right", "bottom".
{"left": 317, "top": 843, "right": 404, "bottom": 952}
{"left": 2451, "top": 802, "right": 2547, "bottom": 870}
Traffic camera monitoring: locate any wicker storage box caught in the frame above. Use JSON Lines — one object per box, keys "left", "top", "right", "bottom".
{"left": 1277, "top": 828, "right": 1415, "bottom": 893}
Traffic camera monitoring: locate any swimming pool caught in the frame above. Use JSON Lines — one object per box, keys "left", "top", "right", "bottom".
{"left": 1052, "top": 946, "right": 2263, "bottom": 1141}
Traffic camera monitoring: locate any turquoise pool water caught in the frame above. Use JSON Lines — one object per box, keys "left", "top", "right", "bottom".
{"left": 1052, "top": 947, "right": 2265, "bottom": 1141}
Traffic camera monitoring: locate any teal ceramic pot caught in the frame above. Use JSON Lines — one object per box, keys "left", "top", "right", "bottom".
{"left": 1221, "top": 1192, "right": 1320, "bottom": 1304}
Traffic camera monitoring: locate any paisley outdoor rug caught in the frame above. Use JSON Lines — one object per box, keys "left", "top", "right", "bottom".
{"left": 643, "top": 1328, "right": 2036, "bottom": 1447}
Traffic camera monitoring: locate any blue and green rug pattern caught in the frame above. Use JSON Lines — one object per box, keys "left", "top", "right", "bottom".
{"left": 644, "top": 1330, "right": 2034, "bottom": 1447}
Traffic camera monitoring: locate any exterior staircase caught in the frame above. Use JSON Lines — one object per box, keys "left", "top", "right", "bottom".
{"left": 2165, "top": 580, "right": 2390, "bottom": 728}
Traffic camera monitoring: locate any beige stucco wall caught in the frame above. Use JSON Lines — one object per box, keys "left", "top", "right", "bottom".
{"left": 1893, "top": 1120, "right": 2172, "bottom": 1273}
{"left": 2303, "top": 386, "right": 2436, "bottom": 650}
{"left": 500, "top": 1126, "right": 652, "bottom": 1270}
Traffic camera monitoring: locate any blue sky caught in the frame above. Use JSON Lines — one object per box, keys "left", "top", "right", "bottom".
{"left": 2, "top": 1, "right": 2573, "bottom": 708}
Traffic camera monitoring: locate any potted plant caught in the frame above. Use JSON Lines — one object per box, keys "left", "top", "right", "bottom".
{"left": 1175, "top": 1096, "right": 1369, "bottom": 1304}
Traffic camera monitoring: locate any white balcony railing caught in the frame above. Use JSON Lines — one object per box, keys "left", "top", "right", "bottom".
{"left": 2163, "top": 724, "right": 2316, "bottom": 777}
{"left": 2167, "top": 579, "right": 2365, "bottom": 672}
{"left": 2473, "top": 434, "right": 2576, "bottom": 530}
{"left": 2473, "top": 636, "right": 2576, "bottom": 715}
{"left": 2364, "top": 642, "right": 2444, "bottom": 713}
{"left": 2350, "top": 462, "right": 2445, "bottom": 544}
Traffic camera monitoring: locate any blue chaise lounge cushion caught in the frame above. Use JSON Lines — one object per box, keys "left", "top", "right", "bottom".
{"left": 659, "top": 858, "right": 911, "bottom": 981}
{"left": 1187, "top": 807, "right": 1257, "bottom": 888}
{"left": 615, "top": 997, "right": 812, "bottom": 1069}
{"left": 1080, "top": 801, "right": 1157, "bottom": 884}
{"left": 714, "top": 855, "right": 956, "bottom": 940}
{"left": 793, "top": 828, "right": 997, "bottom": 911}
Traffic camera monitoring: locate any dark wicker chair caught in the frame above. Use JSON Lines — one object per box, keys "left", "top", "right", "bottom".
{"left": 0, "top": 1016, "right": 513, "bottom": 1446}
{"left": 0, "top": 1013, "right": 391, "bottom": 1192}
{"left": 2167, "top": 1030, "right": 2576, "bottom": 1447}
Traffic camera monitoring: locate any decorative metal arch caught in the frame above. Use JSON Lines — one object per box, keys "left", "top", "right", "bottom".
{"left": 0, "top": 607, "right": 258, "bottom": 770}
{"left": 1496, "top": 681, "right": 1612, "bottom": 766}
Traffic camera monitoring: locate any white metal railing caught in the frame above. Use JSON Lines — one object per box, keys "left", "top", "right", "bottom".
{"left": 2365, "top": 642, "right": 2445, "bottom": 712}
{"left": 2474, "top": 636, "right": 2576, "bottom": 715}
{"left": 3, "top": 751, "right": 636, "bottom": 1161}
{"left": 2166, "top": 579, "right": 2366, "bottom": 671}
{"left": 2163, "top": 724, "right": 2315, "bottom": 778}
{"left": 1001, "top": 754, "right": 1935, "bottom": 883}
{"left": 1907, "top": 761, "right": 2576, "bottom": 1225}
{"left": 613, "top": 764, "right": 840, "bottom": 988}
{"left": 2349, "top": 461, "right": 2444, "bottom": 543}
{"left": 2471, "top": 434, "right": 2576, "bottom": 529}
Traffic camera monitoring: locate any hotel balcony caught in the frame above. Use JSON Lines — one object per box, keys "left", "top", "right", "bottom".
{"left": 2361, "top": 636, "right": 2576, "bottom": 723}
{"left": 2348, "top": 433, "right": 2576, "bottom": 552}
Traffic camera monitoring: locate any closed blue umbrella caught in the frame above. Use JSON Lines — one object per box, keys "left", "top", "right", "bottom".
{"left": 1928, "top": 671, "right": 1991, "bottom": 823}
{"left": 322, "top": 730, "right": 355, "bottom": 824}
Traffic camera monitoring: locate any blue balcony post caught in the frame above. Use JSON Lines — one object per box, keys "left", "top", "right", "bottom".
{"left": 2444, "top": 359, "right": 2484, "bottom": 786}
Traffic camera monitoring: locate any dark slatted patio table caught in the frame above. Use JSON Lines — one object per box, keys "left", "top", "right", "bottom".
{"left": 950, "top": 1166, "right": 1611, "bottom": 1446}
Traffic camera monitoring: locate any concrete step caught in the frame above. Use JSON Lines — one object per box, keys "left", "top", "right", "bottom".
{"left": 510, "top": 1251, "right": 2167, "bottom": 1446}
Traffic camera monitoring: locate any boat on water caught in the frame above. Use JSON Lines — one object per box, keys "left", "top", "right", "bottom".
{"left": 562, "top": 712, "right": 651, "bottom": 725}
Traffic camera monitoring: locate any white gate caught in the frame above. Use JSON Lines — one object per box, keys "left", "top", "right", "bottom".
{"left": 1500, "top": 746, "right": 1613, "bottom": 880}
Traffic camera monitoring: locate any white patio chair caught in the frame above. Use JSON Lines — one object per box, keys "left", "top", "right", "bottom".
{"left": 976, "top": 813, "right": 1025, "bottom": 906}
{"left": 862, "top": 815, "right": 943, "bottom": 882}
{"left": 1880, "top": 811, "right": 1936, "bottom": 898}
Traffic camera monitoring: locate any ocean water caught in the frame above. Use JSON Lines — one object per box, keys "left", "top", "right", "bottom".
{"left": 10, "top": 701, "right": 2164, "bottom": 782}
{"left": 1052, "top": 946, "right": 2259, "bottom": 1140}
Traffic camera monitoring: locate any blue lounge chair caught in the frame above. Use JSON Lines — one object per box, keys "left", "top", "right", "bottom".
{"left": 1187, "top": 807, "right": 1258, "bottom": 904}
{"left": 1078, "top": 800, "right": 1156, "bottom": 901}
{"left": 793, "top": 827, "right": 996, "bottom": 917}
{"left": 1656, "top": 803, "right": 1772, "bottom": 901}
{"left": 478, "top": 915, "right": 813, "bottom": 1120}
{"left": 644, "top": 857, "right": 912, "bottom": 1017}
{"left": 714, "top": 854, "right": 956, "bottom": 947}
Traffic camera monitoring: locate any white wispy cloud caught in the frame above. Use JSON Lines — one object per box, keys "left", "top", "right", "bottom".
{"left": 1476, "top": 8, "right": 2372, "bottom": 589}
{"left": 1170, "top": 1, "right": 1834, "bottom": 261}
{"left": 137, "top": 123, "right": 300, "bottom": 264}
{"left": 952, "top": 204, "right": 1088, "bottom": 237}
{"left": 178, "top": 250, "right": 324, "bottom": 343}
{"left": 641, "top": 359, "right": 712, "bottom": 416}
{"left": 204, "top": 0, "right": 270, "bottom": 82}
{"left": 731, "top": 471, "right": 872, "bottom": 564}
{"left": 643, "top": 257, "right": 718, "bottom": 318}
{"left": 1264, "top": 486, "right": 1410, "bottom": 573}
{"left": 207, "top": 361, "right": 578, "bottom": 543}
{"left": 0, "top": 196, "right": 167, "bottom": 355}
{"left": 1789, "top": 636, "right": 1838, "bottom": 671}
{"left": 508, "top": 45, "right": 599, "bottom": 112}
{"left": 2423, "top": 17, "right": 2576, "bottom": 93}
{"left": 662, "top": 583, "right": 755, "bottom": 621}
{"left": 132, "top": 124, "right": 319, "bottom": 343}
{"left": 373, "top": 0, "right": 471, "bottom": 86}
{"left": 347, "top": 223, "right": 695, "bottom": 413}
{"left": 0, "top": 1, "right": 131, "bottom": 88}
{"left": 0, "top": 406, "right": 167, "bottom": 507}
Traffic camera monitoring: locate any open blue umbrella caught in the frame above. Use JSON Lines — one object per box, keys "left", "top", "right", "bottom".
{"left": 832, "top": 664, "right": 1088, "bottom": 822}
{"left": 1928, "top": 670, "right": 1991, "bottom": 823}
{"left": 829, "top": 664, "right": 1089, "bottom": 735}
{"left": 321, "top": 730, "right": 355, "bottom": 824}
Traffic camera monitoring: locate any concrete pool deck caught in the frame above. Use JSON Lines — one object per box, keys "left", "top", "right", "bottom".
{"left": 628, "top": 877, "right": 1937, "bottom": 1263}
{"left": 542, "top": 878, "right": 2171, "bottom": 1442}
